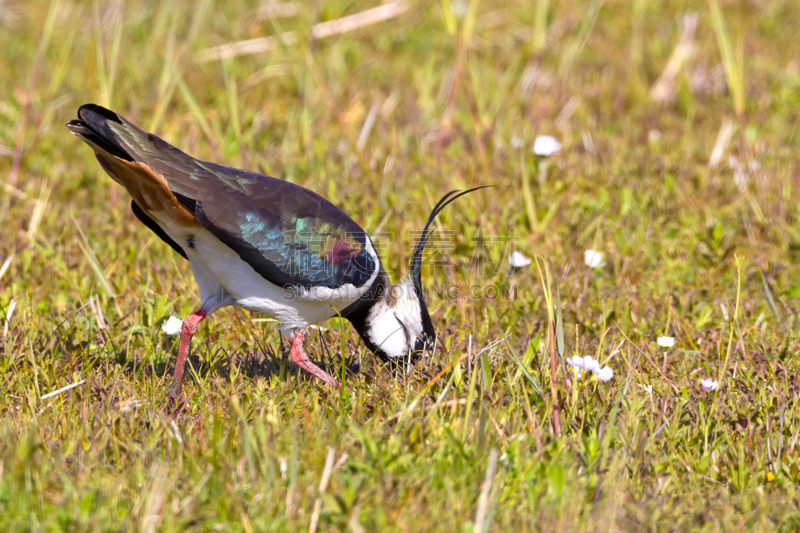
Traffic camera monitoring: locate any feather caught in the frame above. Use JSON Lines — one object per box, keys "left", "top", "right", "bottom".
{"left": 410, "top": 186, "right": 490, "bottom": 294}
{"left": 130, "top": 200, "right": 188, "bottom": 260}
{"left": 67, "top": 104, "right": 382, "bottom": 291}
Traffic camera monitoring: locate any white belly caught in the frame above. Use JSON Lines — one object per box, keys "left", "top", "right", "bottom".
{"left": 154, "top": 216, "right": 368, "bottom": 334}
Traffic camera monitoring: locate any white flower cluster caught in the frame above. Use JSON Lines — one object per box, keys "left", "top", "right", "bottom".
{"left": 501, "top": 242, "right": 734, "bottom": 395}
{"left": 566, "top": 355, "right": 614, "bottom": 382}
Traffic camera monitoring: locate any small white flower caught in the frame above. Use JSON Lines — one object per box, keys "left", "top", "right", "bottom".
{"left": 568, "top": 355, "right": 614, "bottom": 382}
{"left": 567, "top": 355, "right": 600, "bottom": 373}
{"left": 532, "top": 135, "right": 562, "bottom": 157}
{"left": 584, "top": 249, "right": 605, "bottom": 268}
{"left": 161, "top": 316, "right": 183, "bottom": 335}
{"left": 568, "top": 356, "right": 602, "bottom": 380}
{"left": 700, "top": 378, "right": 719, "bottom": 392}
{"left": 510, "top": 136, "right": 524, "bottom": 149}
{"left": 594, "top": 366, "right": 614, "bottom": 382}
{"left": 657, "top": 336, "right": 675, "bottom": 348}
{"left": 509, "top": 251, "right": 532, "bottom": 268}
{"left": 566, "top": 356, "right": 587, "bottom": 380}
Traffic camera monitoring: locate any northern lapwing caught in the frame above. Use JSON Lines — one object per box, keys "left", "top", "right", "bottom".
{"left": 67, "top": 104, "right": 482, "bottom": 396}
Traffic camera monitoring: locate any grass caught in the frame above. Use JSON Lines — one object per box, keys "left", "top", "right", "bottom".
{"left": 2, "top": 0, "right": 800, "bottom": 530}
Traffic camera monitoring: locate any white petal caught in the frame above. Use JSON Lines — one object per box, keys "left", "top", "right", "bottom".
{"left": 532, "top": 135, "right": 562, "bottom": 157}
{"left": 700, "top": 378, "right": 719, "bottom": 392}
{"left": 510, "top": 136, "right": 524, "bottom": 149}
{"left": 566, "top": 356, "right": 582, "bottom": 368}
{"left": 657, "top": 336, "right": 675, "bottom": 348}
{"left": 583, "top": 356, "right": 600, "bottom": 373}
{"left": 509, "top": 251, "right": 532, "bottom": 268}
{"left": 594, "top": 366, "right": 614, "bottom": 382}
{"left": 161, "top": 316, "right": 183, "bottom": 336}
{"left": 584, "top": 249, "right": 605, "bottom": 268}
{"left": 567, "top": 355, "right": 600, "bottom": 373}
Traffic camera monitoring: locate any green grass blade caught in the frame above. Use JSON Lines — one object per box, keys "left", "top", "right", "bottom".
{"left": 73, "top": 218, "right": 116, "bottom": 298}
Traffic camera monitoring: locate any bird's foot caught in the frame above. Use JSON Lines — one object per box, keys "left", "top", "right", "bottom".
{"left": 290, "top": 330, "right": 343, "bottom": 388}
{"left": 167, "top": 378, "right": 185, "bottom": 412}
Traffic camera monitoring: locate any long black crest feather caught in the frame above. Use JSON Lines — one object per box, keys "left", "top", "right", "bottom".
{"left": 410, "top": 185, "right": 491, "bottom": 291}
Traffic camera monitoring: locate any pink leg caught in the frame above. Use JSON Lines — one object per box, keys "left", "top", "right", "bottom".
{"left": 168, "top": 308, "right": 208, "bottom": 399}
{"left": 290, "top": 331, "right": 340, "bottom": 387}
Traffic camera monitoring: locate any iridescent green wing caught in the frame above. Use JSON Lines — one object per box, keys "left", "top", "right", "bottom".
{"left": 71, "top": 104, "right": 380, "bottom": 290}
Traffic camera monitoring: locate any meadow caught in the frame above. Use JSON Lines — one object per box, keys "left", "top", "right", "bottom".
{"left": 2, "top": 0, "right": 800, "bottom": 530}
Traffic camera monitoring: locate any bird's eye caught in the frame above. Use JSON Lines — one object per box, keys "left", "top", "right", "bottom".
{"left": 413, "top": 338, "right": 425, "bottom": 353}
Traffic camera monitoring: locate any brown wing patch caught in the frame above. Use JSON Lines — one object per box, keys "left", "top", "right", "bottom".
{"left": 99, "top": 155, "right": 198, "bottom": 227}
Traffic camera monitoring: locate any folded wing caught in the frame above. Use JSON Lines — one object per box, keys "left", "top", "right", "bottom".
{"left": 68, "top": 104, "right": 380, "bottom": 291}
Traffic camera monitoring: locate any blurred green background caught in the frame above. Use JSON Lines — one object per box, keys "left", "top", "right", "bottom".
{"left": 2, "top": 0, "right": 800, "bottom": 530}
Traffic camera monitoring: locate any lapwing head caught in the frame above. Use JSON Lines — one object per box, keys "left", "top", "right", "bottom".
{"left": 363, "top": 188, "right": 486, "bottom": 363}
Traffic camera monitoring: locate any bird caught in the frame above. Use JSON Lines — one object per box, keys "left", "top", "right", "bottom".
{"left": 66, "top": 104, "right": 483, "bottom": 397}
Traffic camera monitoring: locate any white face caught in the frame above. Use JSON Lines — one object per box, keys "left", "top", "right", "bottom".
{"left": 365, "top": 282, "right": 424, "bottom": 359}
{"left": 366, "top": 301, "right": 410, "bottom": 358}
